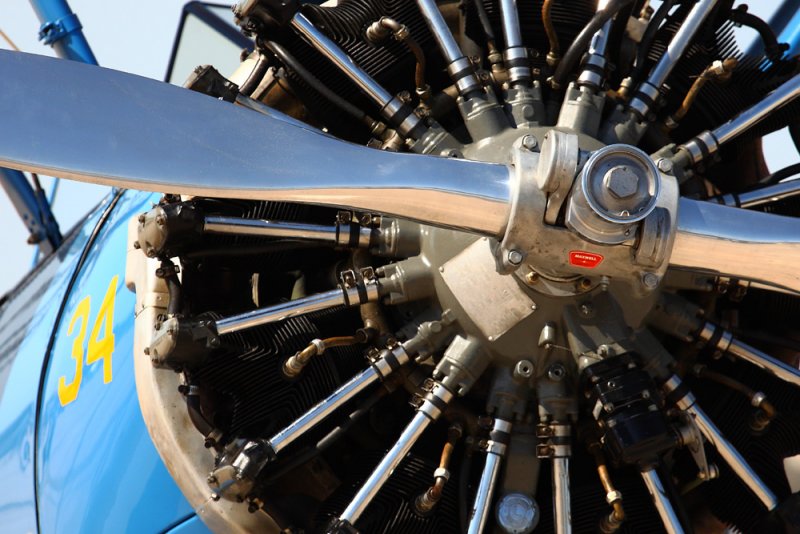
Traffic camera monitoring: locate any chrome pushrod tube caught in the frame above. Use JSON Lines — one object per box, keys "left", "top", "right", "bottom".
{"left": 416, "top": 0, "right": 482, "bottom": 97}
{"left": 670, "top": 197, "right": 800, "bottom": 294}
{"left": 714, "top": 179, "right": 800, "bottom": 209}
{"left": 640, "top": 468, "right": 685, "bottom": 534}
{"left": 215, "top": 287, "right": 352, "bottom": 336}
{"left": 0, "top": 51, "right": 513, "bottom": 237}
{"left": 270, "top": 366, "right": 380, "bottom": 454}
{"left": 271, "top": 340, "right": 416, "bottom": 454}
{"left": 727, "top": 338, "right": 800, "bottom": 388}
{"left": 290, "top": 13, "right": 391, "bottom": 107}
{"left": 498, "top": 0, "right": 530, "bottom": 85}
{"left": 338, "top": 382, "right": 454, "bottom": 526}
{"left": 697, "top": 322, "right": 800, "bottom": 388}
{"left": 678, "top": 72, "right": 800, "bottom": 166}
{"left": 629, "top": 0, "right": 719, "bottom": 118}
{"left": 289, "top": 13, "right": 422, "bottom": 139}
{"left": 204, "top": 216, "right": 338, "bottom": 242}
{"left": 467, "top": 418, "right": 512, "bottom": 534}
{"left": 663, "top": 375, "right": 778, "bottom": 510}
{"left": 553, "top": 457, "right": 572, "bottom": 534}
{"left": 577, "top": 0, "right": 612, "bottom": 89}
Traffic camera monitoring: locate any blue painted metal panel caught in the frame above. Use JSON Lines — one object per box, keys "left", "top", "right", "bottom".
{"left": 0, "top": 195, "right": 104, "bottom": 532}
{"left": 36, "top": 190, "right": 196, "bottom": 533}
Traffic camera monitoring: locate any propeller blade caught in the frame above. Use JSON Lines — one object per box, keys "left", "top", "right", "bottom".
{"left": 671, "top": 198, "right": 800, "bottom": 293}
{"left": 0, "top": 50, "right": 511, "bottom": 235}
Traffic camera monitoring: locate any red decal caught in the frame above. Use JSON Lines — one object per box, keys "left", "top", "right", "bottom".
{"left": 569, "top": 251, "right": 604, "bottom": 269}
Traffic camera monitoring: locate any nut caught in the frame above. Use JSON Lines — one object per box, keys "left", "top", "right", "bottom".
{"left": 522, "top": 134, "right": 538, "bottom": 150}
{"left": 507, "top": 249, "right": 524, "bottom": 265}
{"left": 656, "top": 158, "right": 674, "bottom": 174}
{"left": 603, "top": 165, "right": 639, "bottom": 199}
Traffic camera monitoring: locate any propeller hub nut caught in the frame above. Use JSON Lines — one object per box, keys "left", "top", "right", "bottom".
{"left": 603, "top": 166, "right": 639, "bottom": 199}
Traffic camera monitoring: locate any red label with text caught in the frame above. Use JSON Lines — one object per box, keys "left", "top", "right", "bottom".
{"left": 569, "top": 251, "right": 604, "bottom": 269}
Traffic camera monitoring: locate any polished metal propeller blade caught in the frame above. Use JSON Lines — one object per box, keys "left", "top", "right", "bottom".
{"left": 0, "top": 50, "right": 511, "bottom": 235}
{"left": 671, "top": 198, "right": 800, "bottom": 293}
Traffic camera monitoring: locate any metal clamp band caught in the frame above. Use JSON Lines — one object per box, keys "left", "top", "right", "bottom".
{"left": 485, "top": 440, "right": 508, "bottom": 456}
{"left": 418, "top": 382, "right": 454, "bottom": 420}
{"left": 39, "top": 13, "right": 83, "bottom": 45}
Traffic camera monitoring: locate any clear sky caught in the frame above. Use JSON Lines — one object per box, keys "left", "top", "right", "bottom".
{"left": 0, "top": 1, "right": 796, "bottom": 296}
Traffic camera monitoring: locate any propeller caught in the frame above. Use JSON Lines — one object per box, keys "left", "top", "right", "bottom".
{"left": 3, "top": 50, "right": 800, "bottom": 293}
{"left": 0, "top": 50, "right": 511, "bottom": 236}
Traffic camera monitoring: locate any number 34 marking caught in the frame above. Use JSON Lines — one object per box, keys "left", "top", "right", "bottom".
{"left": 58, "top": 276, "right": 119, "bottom": 407}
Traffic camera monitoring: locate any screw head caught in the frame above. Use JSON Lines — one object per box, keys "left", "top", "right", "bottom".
{"left": 603, "top": 165, "right": 640, "bottom": 199}
{"left": 507, "top": 249, "right": 524, "bottom": 265}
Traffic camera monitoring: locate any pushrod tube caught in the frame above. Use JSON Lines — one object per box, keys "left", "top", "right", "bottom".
{"left": 338, "top": 383, "right": 454, "bottom": 525}
{"left": 498, "top": 0, "right": 530, "bottom": 85}
{"left": 678, "top": 72, "right": 800, "bottom": 167}
{"left": 696, "top": 322, "right": 800, "bottom": 387}
{"left": 269, "top": 366, "right": 380, "bottom": 453}
{"left": 577, "top": 0, "right": 613, "bottom": 89}
{"left": 714, "top": 179, "right": 800, "bottom": 208}
{"left": 629, "top": 0, "right": 719, "bottom": 118}
{"left": 291, "top": 13, "right": 392, "bottom": 108}
{"left": 467, "top": 418, "right": 512, "bottom": 534}
{"left": 663, "top": 375, "right": 778, "bottom": 510}
{"left": 640, "top": 468, "right": 685, "bottom": 534}
{"left": 553, "top": 457, "right": 572, "bottom": 534}
{"left": 290, "top": 13, "right": 422, "bottom": 139}
{"left": 416, "top": 0, "right": 482, "bottom": 97}
{"left": 214, "top": 287, "right": 352, "bottom": 335}
{"left": 204, "top": 216, "right": 338, "bottom": 243}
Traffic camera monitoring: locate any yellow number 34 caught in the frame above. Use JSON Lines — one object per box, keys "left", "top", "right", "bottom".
{"left": 58, "top": 276, "right": 118, "bottom": 407}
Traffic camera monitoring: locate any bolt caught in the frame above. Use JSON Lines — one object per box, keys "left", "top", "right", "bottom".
{"left": 507, "top": 249, "right": 524, "bottom": 265}
{"left": 579, "top": 278, "right": 592, "bottom": 291}
{"left": 603, "top": 165, "right": 640, "bottom": 199}
{"left": 207, "top": 475, "right": 218, "bottom": 485}
{"left": 642, "top": 272, "right": 660, "bottom": 289}
{"left": 514, "top": 360, "right": 534, "bottom": 379}
{"left": 657, "top": 158, "right": 674, "bottom": 174}
{"left": 597, "top": 344, "right": 610, "bottom": 357}
{"left": 526, "top": 271, "right": 539, "bottom": 284}
{"left": 548, "top": 363, "right": 566, "bottom": 381}
{"left": 522, "top": 134, "right": 538, "bottom": 150}
{"left": 210, "top": 493, "right": 220, "bottom": 502}
{"left": 603, "top": 402, "right": 615, "bottom": 413}
{"left": 580, "top": 303, "right": 593, "bottom": 316}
